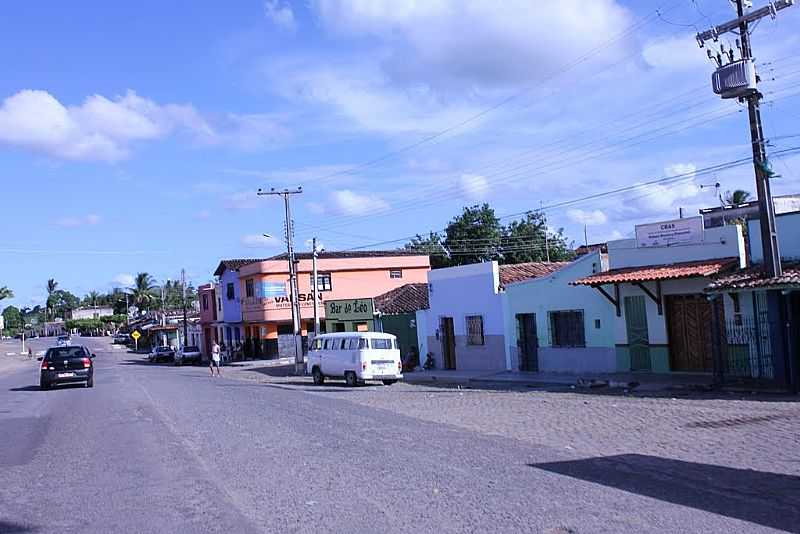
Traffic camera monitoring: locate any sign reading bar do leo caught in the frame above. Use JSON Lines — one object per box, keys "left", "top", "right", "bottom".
{"left": 635, "top": 216, "right": 704, "bottom": 248}
{"left": 326, "top": 298, "right": 374, "bottom": 321}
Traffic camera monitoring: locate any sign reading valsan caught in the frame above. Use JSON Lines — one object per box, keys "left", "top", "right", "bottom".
{"left": 635, "top": 216, "right": 704, "bottom": 248}
{"left": 326, "top": 298, "right": 374, "bottom": 321}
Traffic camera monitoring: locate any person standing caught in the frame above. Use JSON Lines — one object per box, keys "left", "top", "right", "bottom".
{"left": 210, "top": 341, "right": 222, "bottom": 377}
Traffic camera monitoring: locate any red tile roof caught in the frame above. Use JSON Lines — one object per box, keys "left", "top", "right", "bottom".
{"left": 374, "top": 283, "right": 429, "bottom": 314}
{"left": 499, "top": 262, "right": 569, "bottom": 285}
{"left": 572, "top": 258, "right": 739, "bottom": 286}
{"left": 707, "top": 261, "right": 800, "bottom": 291}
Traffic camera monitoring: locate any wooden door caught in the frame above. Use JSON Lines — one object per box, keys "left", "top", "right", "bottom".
{"left": 516, "top": 314, "right": 539, "bottom": 372}
{"left": 440, "top": 317, "right": 456, "bottom": 370}
{"left": 624, "top": 296, "right": 651, "bottom": 371}
{"left": 666, "top": 294, "right": 715, "bottom": 372}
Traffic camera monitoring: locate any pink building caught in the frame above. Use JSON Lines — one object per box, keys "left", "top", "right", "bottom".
{"left": 239, "top": 251, "right": 430, "bottom": 358}
{"left": 198, "top": 283, "right": 217, "bottom": 358}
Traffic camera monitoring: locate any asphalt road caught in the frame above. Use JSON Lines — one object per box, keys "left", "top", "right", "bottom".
{"left": 0, "top": 337, "right": 796, "bottom": 534}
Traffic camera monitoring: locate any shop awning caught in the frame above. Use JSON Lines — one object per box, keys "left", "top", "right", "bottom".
{"left": 572, "top": 258, "right": 739, "bottom": 287}
{"left": 571, "top": 258, "right": 739, "bottom": 317}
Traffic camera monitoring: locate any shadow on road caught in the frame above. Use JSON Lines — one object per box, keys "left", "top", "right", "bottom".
{"left": 9, "top": 383, "right": 85, "bottom": 392}
{"left": 0, "top": 520, "right": 39, "bottom": 533}
{"left": 530, "top": 454, "right": 800, "bottom": 532}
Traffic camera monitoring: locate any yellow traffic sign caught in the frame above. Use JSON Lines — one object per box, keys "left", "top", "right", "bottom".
{"left": 131, "top": 330, "right": 141, "bottom": 341}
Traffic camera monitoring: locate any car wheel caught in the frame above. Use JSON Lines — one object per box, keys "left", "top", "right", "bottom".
{"left": 312, "top": 367, "right": 325, "bottom": 385}
{"left": 40, "top": 380, "right": 50, "bottom": 390}
{"left": 382, "top": 379, "right": 397, "bottom": 386}
{"left": 86, "top": 376, "right": 94, "bottom": 388}
{"left": 345, "top": 371, "right": 358, "bottom": 387}
{"left": 174, "top": 359, "right": 181, "bottom": 366}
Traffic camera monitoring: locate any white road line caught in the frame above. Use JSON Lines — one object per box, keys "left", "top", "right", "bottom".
{"left": 5, "top": 352, "right": 16, "bottom": 356}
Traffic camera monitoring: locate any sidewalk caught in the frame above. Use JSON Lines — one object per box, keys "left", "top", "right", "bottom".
{"left": 403, "top": 368, "right": 716, "bottom": 393}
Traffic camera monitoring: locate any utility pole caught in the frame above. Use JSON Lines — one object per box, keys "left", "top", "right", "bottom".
{"left": 181, "top": 269, "right": 188, "bottom": 349}
{"left": 312, "top": 237, "right": 320, "bottom": 336}
{"left": 258, "top": 186, "right": 304, "bottom": 374}
{"left": 696, "top": 0, "right": 794, "bottom": 388}
{"left": 540, "top": 202, "right": 550, "bottom": 262}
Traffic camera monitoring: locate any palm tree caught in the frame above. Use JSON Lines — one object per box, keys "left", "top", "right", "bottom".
{"left": 87, "top": 291, "right": 100, "bottom": 307}
{"left": 132, "top": 273, "right": 156, "bottom": 311}
{"left": 0, "top": 286, "right": 13, "bottom": 303}
{"left": 724, "top": 189, "right": 751, "bottom": 206}
{"left": 47, "top": 278, "right": 58, "bottom": 296}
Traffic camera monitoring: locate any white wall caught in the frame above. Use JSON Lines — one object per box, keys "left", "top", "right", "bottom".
{"left": 415, "top": 309, "right": 428, "bottom": 362}
{"left": 749, "top": 211, "right": 800, "bottom": 261}
{"left": 608, "top": 225, "right": 745, "bottom": 270}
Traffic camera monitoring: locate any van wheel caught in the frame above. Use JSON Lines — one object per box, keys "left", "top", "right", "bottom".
{"left": 382, "top": 379, "right": 397, "bottom": 386}
{"left": 345, "top": 371, "right": 358, "bottom": 387}
{"left": 312, "top": 367, "right": 325, "bottom": 385}
{"left": 86, "top": 376, "right": 94, "bottom": 388}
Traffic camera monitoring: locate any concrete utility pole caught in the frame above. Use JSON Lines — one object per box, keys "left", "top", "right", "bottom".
{"left": 696, "top": 0, "right": 794, "bottom": 388}
{"left": 181, "top": 269, "right": 188, "bottom": 349}
{"left": 312, "top": 237, "right": 320, "bottom": 336}
{"left": 258, "top": 186, "right": 304, "bottom": 374}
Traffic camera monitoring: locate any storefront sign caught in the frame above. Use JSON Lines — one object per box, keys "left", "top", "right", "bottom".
{"left": 326, "top": 298, "right": 374, "bottom": 321}
{"left": 635, "top": 216, "right": 703, "bottom": 248}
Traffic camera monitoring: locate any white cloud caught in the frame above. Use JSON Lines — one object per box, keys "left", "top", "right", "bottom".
{"left": 312, "top": 0, "right": 632, "bottom": 88}
{"left": 264, "top": 0, "right": 296, "bottom": 31}
{"left": 112, "top": 273, "right": 135, "bottom": 287}
{"left": 567, "top": 208, "right": 608, "bottom": 225}
{"left": 331, "top": 190, "right": 390, "bottom": 216}
{"left": 55, "top": 214, "right": 102, "bottom": 228}
{"left": 0, "top": 89, "right": 291, "bottom": 161}
{"left": 306, "top": 201, "right": 326, "bottom": 215}
{"left": 456, "top": 173, "right": 489, "bottom": 201}
{"left": 642, "top": 34, "right": 708, "bottom": 72}
{"left": 241, "top": 234, "right": 281, "bottom": 248}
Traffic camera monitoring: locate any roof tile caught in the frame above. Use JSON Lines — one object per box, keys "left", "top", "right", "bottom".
{"left": 572, "top": 258, "right": 739, "bottom": 286}
{"left": 707, "top": 261, "right": 800, "bottom": 291}
{"left": 374, "top": 283, "right": 429, "bottom": 314}
{"left": 499, "top": 262, "right": 569, "bottom": 285}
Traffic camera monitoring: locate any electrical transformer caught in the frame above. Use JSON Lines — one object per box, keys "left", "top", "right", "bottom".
{"left": 712, "top": 59, "right": 757, "bottom": 99}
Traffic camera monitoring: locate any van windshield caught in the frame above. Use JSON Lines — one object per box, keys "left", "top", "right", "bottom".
{"left": 370, "top": 338, "right": 393, "bottom": 350}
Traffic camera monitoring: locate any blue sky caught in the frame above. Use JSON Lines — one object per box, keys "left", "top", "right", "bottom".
{"left": 2, "top": 0, "right": 800, "bottom": 308}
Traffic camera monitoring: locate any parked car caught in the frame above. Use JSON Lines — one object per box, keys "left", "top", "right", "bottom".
{"left": 56, "top": 335, "right": 71, "bottom": 347}
{"left": 113, "top": 333, "right": 130, "bottom": 344}
{"left": 174, "top": 345, "right": 201, "bottom": 366}
{"left": 307, "top": 332, "right": 403, "bottom": 387}
{"left": 39, "top": 345, "right": 95, "bottom": 389}
{"left": 148, "top": 346, "right": 175, "bottom": 363}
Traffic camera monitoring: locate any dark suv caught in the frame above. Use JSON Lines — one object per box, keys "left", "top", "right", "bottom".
{"left": 40, "top": 346, "right": 95, "bottom": 389}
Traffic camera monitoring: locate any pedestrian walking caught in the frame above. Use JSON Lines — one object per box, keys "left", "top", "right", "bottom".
{"left": 28, "top": 347, "right": 33, "bottom": 359}
{"left": 210, "top": 341, "right": 222, "bottom": 377}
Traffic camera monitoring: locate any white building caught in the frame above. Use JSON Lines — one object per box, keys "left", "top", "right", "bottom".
{"left": 573, "top": 217, "right": 745, "bottom": 374}
{"left": 71, "top": 307, "right": 115, "bottom": 320}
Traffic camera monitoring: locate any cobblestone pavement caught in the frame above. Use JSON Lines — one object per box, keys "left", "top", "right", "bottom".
{"left": 226, "top": 364, "right": 800, "bottom": 477}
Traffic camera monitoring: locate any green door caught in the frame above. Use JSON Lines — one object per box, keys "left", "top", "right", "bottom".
{"left": 624, "top": 295, "right": 651, "bottom": 371}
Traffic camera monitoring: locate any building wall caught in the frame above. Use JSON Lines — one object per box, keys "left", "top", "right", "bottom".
{"left": 239, "top": 255, "right": 430, "bottom": 324}
{"left": 381, "top": 313, "right": 420, "bottom": 362}
{"left": 504, "top": 252, "right": 616, "bottom": 374}
{"left": 72, "top": 307, "right": 115, "bottom": 320}
{"left": 198, "top": 284, "right": 216, "bottom": 325}
{"left": 608, "top": 225, "right": 745, "bottom": 270}
{"left": 423, "top": 262, "right": 509, "bottom": 371}
{"left": 415, "top": 309, "right": 429, "bottom": 365}
{"left": 749, "top": 211, "right": 800, "bottom": 261}
{"left": 219, "top": 269, "right": 244, "bottom": 324}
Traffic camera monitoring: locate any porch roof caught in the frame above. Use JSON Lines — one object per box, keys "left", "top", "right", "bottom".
{"left": 706, "top": 261, "right": 800, "bottom": 292}
{"left": 572, "top": 258, "right": 739, "bottom": 287}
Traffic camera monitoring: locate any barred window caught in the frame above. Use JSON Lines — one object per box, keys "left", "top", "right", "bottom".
{"left": 245, "top": 279, "right": 254, "bottom": 298}
{"left": 466, "top": 315, "right": 484, "bottom": 346}
{"left": 226, "top": 282, "right": 235, "bottom": 300}
{"left": 390, "top": 269, "right": 403, "bottom": 279}
{"left": 310, "top": 273, "right": 332, "bottom": 292}
{"left": 549, "top": 310, "right": 585, "bottom": 347}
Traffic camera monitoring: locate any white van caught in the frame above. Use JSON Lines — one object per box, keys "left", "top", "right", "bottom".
{"left": 307, "top": 332, "right": 403, "bottom": 387}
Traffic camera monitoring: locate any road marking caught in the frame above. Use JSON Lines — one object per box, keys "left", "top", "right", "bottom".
{"left": 5, "top": 352, "right": 16, "bottom": 356}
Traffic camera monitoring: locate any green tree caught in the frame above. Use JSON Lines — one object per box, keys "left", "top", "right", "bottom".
{"left": 501, "top": 212, "right": 573, "bottom": 264}
{"left": 48, "top": 290, "right": 80, "bottom": 318}
{"left": 83, "top": 291, "right": 101, "bottom": 307}
{"left": 443, "top": 203, "right": 503, "bottom": 266}
{"left": 132, "top": 272, "right": 156, "bottom": 311}
{"left": 724, "top": 189, "right": 751, "bottom": 206}
{"left": 2, "top": 305, "right": 22, "bottom": 329}
{"left": 0, "top": 286, "right": 13, "bottom": 303}
{"left": 405, "top": 232, "right": 451, "bottom": 268}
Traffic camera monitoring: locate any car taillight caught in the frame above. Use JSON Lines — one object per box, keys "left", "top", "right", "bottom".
{"left": 82, "top": 357, "right": 91, "bottom": 368}
{"left": 398, "top": 361, "right": 402, "bottom": 371}
{"left": 41, "top": 359, "right": 48, "bottom": 369}
{"left": 362, "top": 362, "right": 367, "bottom": 371}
